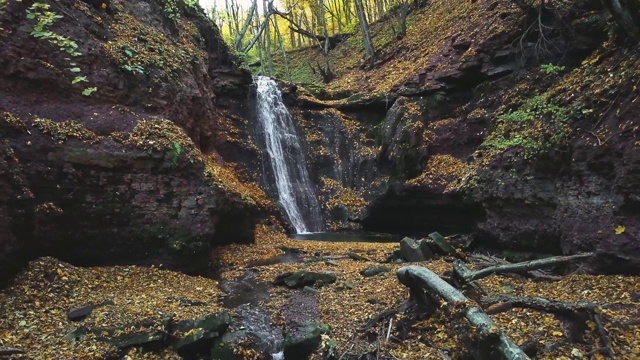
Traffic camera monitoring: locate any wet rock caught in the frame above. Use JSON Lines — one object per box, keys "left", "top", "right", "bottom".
{"left": 399, "top": 237, "right": 428, "bottom": 262}
{"left": 172, "top": 311, "right": 232, "bottom": 350}
{"left": 324, "top": 259, "right": 338, "bottom": 266}
{"left": 283, "top": 322, "right": 330, "bottom": 359}
{"left": 63, "top": 311, "right": 231, "bottom": 352}
{"left": 428, "top": 232, "right": 456, "bottom": 256}
{"left": 108, "top": 329, "right": 165, "bottom": 349}
{"left": 274, "top": 271, "right": 337, "bottom": 288}
{"left": 303, "top": 286, "right": 321, "bottom": 294}
{"left": 360, "top": 266, "right": 390, "bottom": 277}
{"left": 210, "top": 330, "right": 248, "bottom": 360}
{"left": 63, "top": 326, "right": 164, "bottom": 348}
{"left": 347, "top": 252, "right": 369, "bottom": 261}
{"left": 67, "top": 305, "right": 94, "bottom": 321}
{"left": 419, "top": 239, "right": 436, "bottom": 258}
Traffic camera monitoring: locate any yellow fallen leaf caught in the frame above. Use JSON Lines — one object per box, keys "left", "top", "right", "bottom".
{"left": 552, "top": 330, "right": 563, "bottom": 337}
{"left": 615, "top": 225, "right": 625, "bottom": 235}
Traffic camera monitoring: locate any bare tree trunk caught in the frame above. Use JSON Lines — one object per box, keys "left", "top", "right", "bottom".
{"left": 319, "top": 0, "right": 334, "bottom": 81}
{"left": 354, "top": 0, "right": 374, "bottom": 58}
{"left": 272, "top": 16, "right": 291, "bottom": 80}
{"left": 231, "top": 0, "right": 241, "bottom": 35}
{"left": 234, "top": 0, "right": 257, "bottom": 51}
{"left": 253, "top": 5, "right": 265, "bottom": 74}
{"left": 225, "top": 0, "right": 233, "bottom": 40}
{"left": 263, "top": 0, "right": 274, "bottom": 75}
{"left": 601, "top": 0, "right": 640, "bottom": 41}
{"left": 399, "top": 0, "right": 409, "bottom": 37}
{"left": 344, "top": 0, "right": 352, "bottom": 25}
{"left": 289, "top": 24, "right": 297, "bottom": 47}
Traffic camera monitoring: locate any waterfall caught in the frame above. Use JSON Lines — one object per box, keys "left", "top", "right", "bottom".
{"left": 254, "top": 76, "right": 325, "bottom": 234}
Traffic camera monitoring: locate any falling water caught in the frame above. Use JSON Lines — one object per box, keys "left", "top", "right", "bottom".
{"left": 255, "top": 76, "right": 324, "bottom": 234}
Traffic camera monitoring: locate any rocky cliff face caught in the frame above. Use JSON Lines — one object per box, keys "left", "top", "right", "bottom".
{"left": 0, "top": 0, "right": 270, "bottom": 282}
{"left": 361, "top": 34, "right": 640, "bottom": 273}
{"left": 269, "top": 0, "right": 640, "bottom": 273}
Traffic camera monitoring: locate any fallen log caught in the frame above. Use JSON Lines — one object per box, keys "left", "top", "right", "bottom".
{"left": 0, "top": 348, "right": 26, "bottom": 356}
{"left": 453, "top": 253, "right": 593, "bottom": 284}
{"left": 480, "top": 295, "right": 598, "bottom": 315}
{"left": 469, "top": 254, "right": 562, "bottom": 281}
{"left": 397, "top": 266, "right": 530, "bottom": 360}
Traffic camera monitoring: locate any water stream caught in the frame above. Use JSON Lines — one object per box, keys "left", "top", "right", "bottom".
{"left": 255, "top": 76, "right": 325, "bottom": 234}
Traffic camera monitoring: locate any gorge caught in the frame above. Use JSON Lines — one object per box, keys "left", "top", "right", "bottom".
{"left": 0, "top": 0, "right": 639, "bottom": 359}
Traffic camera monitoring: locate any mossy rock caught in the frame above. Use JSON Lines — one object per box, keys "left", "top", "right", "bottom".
{"left": 283, "top": 322, "right": 330, "bottom": 359}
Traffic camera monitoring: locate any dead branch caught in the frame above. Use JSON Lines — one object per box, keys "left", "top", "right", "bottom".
{"left": 397, "top": 266, "right": 531, "bottom": 359}
{"left": 454, "top": 253, "right": 593, "bottom": 284}
{"left": 469, "top": 254, "right": 562, "bottom": 281}
{"left": 359, "top": 309, "right": 397, "bottom": 332}
{"left": 480, "top": 295, "right": 597, "bottom": 316}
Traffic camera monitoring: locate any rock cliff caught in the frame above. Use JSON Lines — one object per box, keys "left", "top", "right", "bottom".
{"left": 0, "top": 0, "right": 271, "bottom": 282}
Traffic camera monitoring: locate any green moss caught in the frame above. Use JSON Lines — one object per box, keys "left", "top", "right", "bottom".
{"left": 479, "top": 94, "right": 571, "bottom": 160}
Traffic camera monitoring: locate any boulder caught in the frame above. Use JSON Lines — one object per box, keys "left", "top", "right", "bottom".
{"left": 274, "top": 271, "right": 337, "bottom": 289}
{"left": 283, "top": 322, "right": 330, "bottom": 359}
{"left": 210, "top": 330, "right": 249, "bottom": 360}
{"left": 429, "top": 232, "right": 456, "bottom": 256}
{"left": 399, "top": 237, "right": 428, "bottom": 262}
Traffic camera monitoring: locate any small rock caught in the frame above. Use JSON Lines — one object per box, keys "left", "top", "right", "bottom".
{"left": 344, "top": 281, "right": 354, "bottom": 290}
{"left": 347, "top": 252, "right": 369, "bottom": 261}
{"left": 367, "top": 298, "right": 380, "bottom": 304}
{"left": 360, "top": 266, "right": 390, "bottom": 277}
{"left": 303, "top": 286, "right": 320, "bottom": 294}
{"left": 570, "top": 348, "right": 584, "bottom": 359}
{"left": 67, "top": 305, "right": 94, "bottom": 321}
{"left": 324, "top": 259, "right": 338, "bottom": 266}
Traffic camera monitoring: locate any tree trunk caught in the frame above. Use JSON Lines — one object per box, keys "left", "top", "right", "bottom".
{"left": 601, "top": 0, "right": 640, "bottom": 41}
{"left": 272, "top": 16, "right": 291, "bottom": 80}
{"left": 354, "top": 0, "right": 374, "bottom": 58}
{"left": 319, "top": 0, "right": 334, "bottom": 81}
{"left": 233, "top": 0, "right": 257, "bottom": 51}
{"left": 399, "top": 0, "right": 409, "bottom": 37}
{"left": 253, "top": 7, "right": 265, "bottom": 74}
{"left": 397, "top": 266, "right": 531, "bottom": 360}
{"left": 225, "top": 0, "right": 233, "bottom": 40}
{"left": 263, "top": 0, "right": 274, "bottom": 75}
